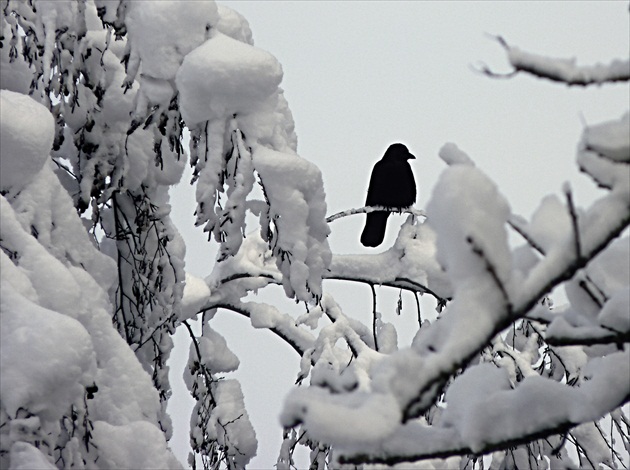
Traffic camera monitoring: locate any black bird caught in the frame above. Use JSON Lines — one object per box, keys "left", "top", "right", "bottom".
{"left": 360, "top": 143, "right": 416, "bottom": 247}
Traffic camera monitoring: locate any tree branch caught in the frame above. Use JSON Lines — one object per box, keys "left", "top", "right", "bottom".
{"left": 326, "top": 206, "right": 425, "bottom": 223}
{"left": 480, "top": 35, "right": 630, "bottom": 86}
{"left": 402, "top": 201, "right": 630, "bottom": 422}
{"left": 206, "top": 301, "right": 314, "bottom": 357}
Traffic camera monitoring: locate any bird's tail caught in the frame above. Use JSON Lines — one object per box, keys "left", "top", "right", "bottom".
{"left": 360, "top": 211, "right": 390, "bottom": 247}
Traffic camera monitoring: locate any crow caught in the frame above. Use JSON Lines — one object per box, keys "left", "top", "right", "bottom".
{"left": 360, "top": 143, "right": 416, "bottom": 247}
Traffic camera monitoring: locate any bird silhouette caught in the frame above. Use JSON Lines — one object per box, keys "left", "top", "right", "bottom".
{"left": 360, "top": 143, "right": 416, "bottom": 247}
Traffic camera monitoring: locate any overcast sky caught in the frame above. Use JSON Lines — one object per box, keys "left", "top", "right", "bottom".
{"left": 167, "top": 2, "right": 629, "bottom": 467}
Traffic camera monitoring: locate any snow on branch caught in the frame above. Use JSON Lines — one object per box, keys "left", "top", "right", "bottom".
{"left": 280, "top": 136, "right": 630, "bottom": 466}
{"left": 3, "top": 1, "right": 629, "bottom": 468}
{"left": 210, "top": 299, "right": 316, "bottom": 357}
{"left": 327, "top": 216, "right": 452, "bottom": 304}
{"left": 479, "top": 35, "right": 630, "bottom": 86}
{"left": 326, "top": 205, "right": 426, "bottom": 223}
{"left": 340, "top": 351, "right": 629, "bottom": 465}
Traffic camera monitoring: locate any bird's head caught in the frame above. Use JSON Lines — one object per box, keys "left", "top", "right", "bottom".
{"left": 385, "top": 143, "right": 415, "bottom": 160}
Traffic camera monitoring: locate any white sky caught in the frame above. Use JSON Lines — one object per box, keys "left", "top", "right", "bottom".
{"left": 168, "top": 2, "right": 629, "bottom": 467}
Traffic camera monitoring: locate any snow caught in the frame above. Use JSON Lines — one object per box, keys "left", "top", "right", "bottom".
{"left": 126, "top": 1, "right": 218, "bottom": 81}
{"left": 177, "top": 30, "right": 283, "bottom": 126}
{"left": 438, "top": 142, "right": 475, "bottom": 166}
{"left": 189, "top": 324, "right": 240, "bottom": 373}
{"left": 582, "top": 112, "right": 630, "bottom": 162}
{"left": 507, "top": 45, "right": 630, "bottom": 85}
{"left": 598, "top": 288, "right": 630, "bottom": 332}
{"left": 527, "top": 195, "right": 572, "bottom": 252}
{"left": 210, "top": 380, "right": 258, "bottom": 466}
{"left": 440, "top": 363, "right": 512, "bottom": 451}
{"left": 0, "top": 109, "right": 180, "bottom": 467}
{"left": 253, "top": 145, "right": 332, "bottom": 302}
{"left": 181, "top": 272, "right": 213, "bottom": 320}
{"left": 340, "top": 349, "right": 630, "bottom": 462}
{"left": 0, "top": 91, "right": 54, "bottom": 194}
{"left": 0, "top": 20, "right": 31, "bottom": 95}
{"left": 281, "top": 387, "right": 402, "bottom": 450}
{"left": 9, "top": 164, "right": 116, "bottom": 289}
{"left": 577, "top": 112, "right": 630, "bottom": 193}
{"left": 542, "top": 236, "right": 630, "bottom": 343}
{"left": 35, "top": 1, "right": 81, "bottom": 32}
{"left": 279, "top": 120, "right": 629, "bottom": 464}
{"left": 139, "top": 74, "right": 175, "bottom": 107}
{"left": 8, "top": 442, "right": 56, "bottom": 470}
{"left": 92, "top": 421, "right": 183, "bottom": 469}
{"left": 429, "top": 144, "right": 513, "bottom": 289}
{"left": 0, "top": 288, "right": 95, "bottom": 422}
{"left": 215, "top": 5, "right": 254, "bottom": 44}
{"left": 329, "top": 217, "right": 452, "bottom": 300}
{"left": 2, "top": 1, "right": 628, "bottom": 467}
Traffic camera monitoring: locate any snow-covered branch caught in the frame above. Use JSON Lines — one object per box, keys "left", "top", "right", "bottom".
{"left": 341, "top": 351, "right": 629, "bottom": 464}
{"left": 2, "top": 2, "right": 628, "bottom": 469}
{"left": 406, "top": 151, "right": 629, "bottom": 421}
{"left": 280, "top": 128, "right": 630, "bottom": 466}
{"left": 210, "top": 300, "right": 316, "bottom": 357}
{"left": 326, "top": 206, "right": 426, "bottom": 223}
{"left": 480, "top": 35, "right": 630, "bottom": 86}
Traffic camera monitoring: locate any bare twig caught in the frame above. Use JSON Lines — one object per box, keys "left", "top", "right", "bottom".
{"left": 564, "top": 185, "right": 582, "bottom": 260}
{"left": 371, "top": 284, "right": 379, "bottom": 352}
{"left": 414, "top": 292, "right": 422, "bottom": 327}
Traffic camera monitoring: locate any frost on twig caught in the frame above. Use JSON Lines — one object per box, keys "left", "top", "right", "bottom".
{"left": 478, "top": 35, "right": 630, "bottom": 86}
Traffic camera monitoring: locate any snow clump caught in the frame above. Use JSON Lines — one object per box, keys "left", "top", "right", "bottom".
{"left": 126, "top": 0, "right": 219, "bottom": 80}
{"left": 0, "top": 91, "right": 54, "bottom": 194}
{"left": 176, "top": 30, "right": 283, "bottom": 126}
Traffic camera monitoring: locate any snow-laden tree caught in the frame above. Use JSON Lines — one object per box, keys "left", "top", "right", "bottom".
{"left": 0, "top": 1, "right": 628, "bottom": 469}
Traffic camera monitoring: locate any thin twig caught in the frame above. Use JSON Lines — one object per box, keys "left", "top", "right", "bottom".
{"left": 466, "top": 235, "right": 512, "bottom": 310}
{"left": 370, "top": 284, "right": 379, "bottom": 352}
{"left": 507, "top": 215, "right": 546, "bottom": 255}
{"left": 564, "top": 185, "right": 582, "bottom": 260}
{"left": 414, "top": 292, "right": 422, "bottom": 327}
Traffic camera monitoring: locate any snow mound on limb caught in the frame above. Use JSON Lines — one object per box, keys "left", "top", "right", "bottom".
{"left": 8, "top": 442, "right": 56, "bottom": 470}
{"left": 0, "top": 286, "right": 96, "bottom": 422}
{"left": 280, "top": 386, "right": 402, "bottom": 451}
{"left": 429, "top": 143, "right": 513, "bottom": 289}
{"left": 329, "top": 217, "right": 452, "bottom": 301}
{"left": 126, "top": 0, "right": 218, "bottom": 81}
{"left": 176, "top": 30, "right": 283, "bottom": 126}
{"left": 0, "top": 160, "right": 178, "bottom": 466}
{"left": 598, "top": 287, "right": 630, "bottom": 333}
{"left": 577, "top": 112, "right": 630, "bottom": 190}
{"left": 253, "top": 145, "right": 332, "bottom": 303}
{"left": 0, "top": 21, "right": 32, "bottom": 94}
{"left": 210, "top": 380, "right": 258, "bottom": 467}
{"left": 216, "top": 4, "right": 253, "bottom": 44}
{"left": 581, "top": 112, "right": 630, "bottom": 162}
{"left": 0, "top": 91, "right": 54, "bottom": 194}
{"left": 181, "top": 272, "right": 213, "bottom": 320}
{"left": 188, "top": 324, "right": 240, "bottom": 373}
{"left": 92, "top": 421, "right": 183, "bottom": 469}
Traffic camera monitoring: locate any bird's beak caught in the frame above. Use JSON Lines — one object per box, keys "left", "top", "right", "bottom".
{"left": 408, "top": 153, "right": 416, "bottom": 160}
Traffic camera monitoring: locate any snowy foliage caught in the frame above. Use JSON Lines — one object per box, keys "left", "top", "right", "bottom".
{"left": 1, "top": 1, "right": 628, "bottom": 470}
